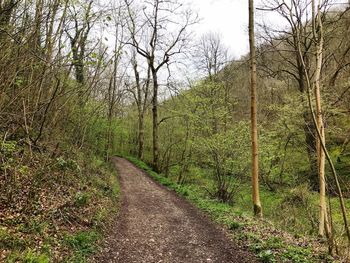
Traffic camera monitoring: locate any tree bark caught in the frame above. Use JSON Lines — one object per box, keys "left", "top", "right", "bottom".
{"left": 152, "top": 68, "right": 160, "bottom": 172}
{"left": 138, "top": 112, "right": 145, "bottom": 160}
{"left": 295, "top": 0, "right": 350, "bottom": 247}
{"left": 312, "top": 0, "right": 329, "bottom": 238}
{"left": 0, "top": 0, "right": 17, "bottom": 41}
{"left": 249, "top": 0, "right": 262, "bottom": 217}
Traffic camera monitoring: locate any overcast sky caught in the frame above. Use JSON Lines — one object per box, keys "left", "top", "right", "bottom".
{"left": 186, "top": 0, "right": 249, "bottom": 58}
{"left": 186, "top": 0, "right": 347, "bottom": 59}
{"left": 186, "top": 0, "right": 282, "bottom": 58}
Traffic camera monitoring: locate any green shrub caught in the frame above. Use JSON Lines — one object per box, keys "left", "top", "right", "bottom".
{"left": 258, "top": 250, "right": 276, "bottom": 263}
{"left": 228, "top": 220, "right": 242, "bottom": 230}
{"left": 56, "top": 157, "right": 80, "bottom": 172}
{"left": 281, "top": 246, "right": 312, "bottom": 263}
{"left": 265, "top": 237, "right": 284, "bottom": 249}
{"left": 0, "top": 140, "right": 17, "bottom": 156}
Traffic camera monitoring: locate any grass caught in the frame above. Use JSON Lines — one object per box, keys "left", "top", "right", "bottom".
{"left": 5, "top": 249, "right": 50, "bottom": 263}
{"left": 124, "top": 155, "right": 337, "bottom": 263}
{"left": 63, "top": 231, "right": 100, "bottom": 262}
{"left": 0, "top": 228, "right": 28, "bottom": 251}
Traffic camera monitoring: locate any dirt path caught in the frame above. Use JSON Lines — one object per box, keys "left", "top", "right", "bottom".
{"left": 94, "top": 157, "right": 258, "bottom": 263}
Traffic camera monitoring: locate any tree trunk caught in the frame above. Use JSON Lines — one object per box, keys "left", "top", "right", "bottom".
{"left": 298, "top": 55, "right": 319, "bottom": 191}
{"left": 138, "top": 112, "right": 145, "bottom": 160}
{"left": 312, "top": 0, "right": 329, "bottom": 238}
{"left": 152, "top": 69, "right": 160, "bottom": 172}
{"left": 295, "top": 33, "right": 319, "bottom": 191}
{"left": 303, "top": 112, "right": 319, "bottom": 190}
{"left": 249, "top": 0, "right": 262, "bottom": 217}
{"left": 0, "top": 0, "right": 17, "bottom": 41}
{"left": 295, "top": 0, "right": 350, "bottom": 248}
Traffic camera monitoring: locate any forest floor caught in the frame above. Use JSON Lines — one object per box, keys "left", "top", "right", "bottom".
{"left": 0, "top": 150, "right": 119, "bottom": 262}
{"left": 92, "top": 157, "right": 258, "bottom": 263}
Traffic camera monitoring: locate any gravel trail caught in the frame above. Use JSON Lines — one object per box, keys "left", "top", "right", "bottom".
{"left": 94, "top": 157, "right": 258, "bottom": 263}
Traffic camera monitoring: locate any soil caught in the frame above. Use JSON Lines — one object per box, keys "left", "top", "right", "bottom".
{"left": 93, "top": 157, "right": 258, "bottom": 263}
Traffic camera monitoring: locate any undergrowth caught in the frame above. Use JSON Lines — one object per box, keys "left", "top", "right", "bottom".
{"left": 0, "top": 143, "right": 119, "bottom": 262}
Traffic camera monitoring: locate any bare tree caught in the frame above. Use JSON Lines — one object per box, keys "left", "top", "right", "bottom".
{"left": 194, "top": 32, "right": 229, "bottom": 80}
{"left": 127, "top": 49, "right": 151, "bottom": 160}
{"left": 0, "top": 0, "right": 19, "bottom": 41}
{"left": 105, "top": 2, "right": 127, "bottom": 161}
{"left": 310, "top": 0, "right": 329, "bottom": 239}
{"left": 192, "top": 32, "right": 230, "bottom": 134}
{"left": 65, "top": 0, "right": 95, "bottom": 86}
{"left": 124, "top": 0, "right": 197, "bottom": 171}
{"left": 288, "top": 0, "right": 350, "bottom": 252}
{"left": 258, "top": 0, "right": 320, "bottom": 190}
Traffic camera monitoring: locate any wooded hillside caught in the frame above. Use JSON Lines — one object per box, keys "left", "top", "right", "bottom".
{"left": 1, "top": 0, "right": 350, "bottom": 262}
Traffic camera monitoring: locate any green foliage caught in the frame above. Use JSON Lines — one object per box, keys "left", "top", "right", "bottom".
{"left": 265, "top": 237, "right": 284, "bottom": 249}
{"left": 92, "top": 207, "right": 109, "bottom": 226}
{"left": 192, "top": 123, "right": 250, "bottom": 202}
{"left": 0, "top": 228, "right": 28, "bottom": 250}
{"left": 0, "top": 140, "right": 17, "bottom": 156}
{"left": 0, "top": 140, "right": 19, "bottom": 172}
{"left": 6, "top": 249, "right": 49, "bottom": 263}
{"left": 22, "top": 250, "right": 49, "bottom": 263}
{"left": 56, "top": 157, "right": 81, "bottom": 172}
{"left": 74, "top": 191, "right": 89, "bottom": 207}
{"left": 228, "top": 220, "right": 242, "bottom": 230}
{"left": 275, "top": 184, "right": 317, "bottom": 235}
{"left": 19, "top": 220, "right": 48, "bottom": 235}
{"left": 258, "top": 250, "right": 275, "bottom": 263}
{"left": 64, "top": 231, "right": 100, "bottom": 261}
{"left": 281, "top": 246, "right": 312, "bottom": 263}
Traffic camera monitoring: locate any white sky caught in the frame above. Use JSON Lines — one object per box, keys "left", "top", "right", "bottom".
{"left": 186, "top": 0, "right": 347, "bottom": 59}
{"left": 187, "top": 0, "right": 250, "bottom": 58}
{"left": 186, "top": 0, "right": 287, "bottom": 59}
